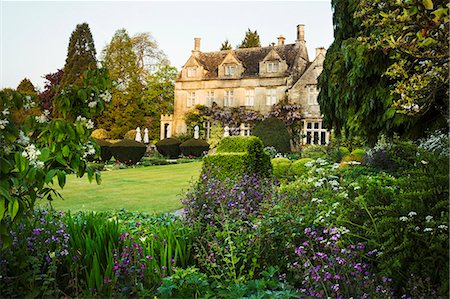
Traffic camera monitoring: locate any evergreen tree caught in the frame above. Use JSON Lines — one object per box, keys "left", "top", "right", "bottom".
{"left": 220, "top": 39, "right": 232, "bottom": 50}
{"left": 238, "top": 29, "right": 261, "bottom": 48}
{"left": 13, "top": 78, "right": 40, "bottom": 124}
{"left": 16, "top": 78, "right": 37, "bottom": 96}
{"left": 61, "top": 23, "right": 97, "bottom": 87}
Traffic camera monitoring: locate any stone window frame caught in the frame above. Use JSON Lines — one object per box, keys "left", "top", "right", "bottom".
{"left": 205, "top": 90, "right": 215, "bottom": 106}
{"left": 187, "top": 91, "right": 196, "bottom": 107}
{"left": 245, "top": 89, "right": 255, "bottom": 106}
{"left": 307, "top": 85, "right": 319, "bottom": 105}
{"left": 266, "top": 61, "right": 279, "bottom": 73}
{"left": 187, "top": 67, "right": 198, "bottom": 78}
{"left": 224, "top": 90, "right": 234, "bottom": 107}
{"left": 224, "top": 64, "right": 237, "bottom": 76}
{"left": 266, "top": 88, "right": 277, "bottom": 106}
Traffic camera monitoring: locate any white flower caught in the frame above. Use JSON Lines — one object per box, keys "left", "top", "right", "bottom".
{"left": 22, "top": 144, "right": 43, "bottom": 167}
{"left": 344, "top": 161, "right": 361, "bottom": 165}
{"left": 43, "top": 110, "right": 50, "bottom": 116}
{"left": 35, "top": 114, "right": 48, "bottom": 124}
{"left": 311, "top": 198, "right": 323, "bottom": 203}
{"left": 438, "top": 225, "right": 448, "bottom": 230}
{"left": 415, "top": 226, "right": 420, "bottom": 231}
{"left": 408, "top": 211, "right": 417, "bottom": 217}
{"left": 17, "top": 131, "right": 30, "bottom": 146}
{"left": 425, "top": 215, "right": 433, "bottom": 222}
{"left": 76, "top": 115, "right": 87, "bottom": 122}
{"left": 339, "top": 226, "right": 350, "bottom": 234}
{"left": 100, "top": 91, "right": 112, "bottom": 103}
{"left": 86, "top": 119, "right": 94, "bottom": 130}
{"left": 305, "top": 161, "right": 314, "bottom": 168}
{"left": 399, "top": 216, "right": 408, "bottom": 222}
{"left": 423, "top": 228, "right": 433, "bottom": 233}
{"left": 2, "top": 108, "right": 9, "bottom": 116}
{"left": 329, "top": 180, "right": 340, "bottom": 187}
{"left": 332, "top": 163, "right": 339, "bottom": 169}
{"left": 88, "top": 101, "right": 97, "bottom": 108}
{"left": 0, "top": 119, "right": 8, "bottom": 129}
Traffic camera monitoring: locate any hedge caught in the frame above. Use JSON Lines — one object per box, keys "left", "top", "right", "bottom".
{"left": 271, "top": 157, "right": 292, "bottom": 180}
{"left": 203, "top": 136, "right": 271, "bottom": 179}
{"left": 155, "top": 138, "right": 182, "bottom": 159}
{"left": 180, "top": 138, "right": 210, "bottom": 157}
{"left": 94, "top": 138, "right": 113, "bottom": 162}
{"left": 289, "top": 158, "right": 313, "bottom": 176}
{"left": 252, "top": 118, "right": 291, "bottom": 153}
{"left": 110, "top": 139, "right": 147, "bottom": 165}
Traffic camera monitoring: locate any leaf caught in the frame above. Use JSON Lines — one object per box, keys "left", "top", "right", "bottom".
{"left": 0, "top": 186, "right": 10, "bottom": 201}
{"left": 384, "top": 108, "right": 396, "bottom": 119}
{"left": 8, "top": 199, "right": 19, "bottom": 220}
{"left": 423, "top": 0, "right": 433, "bottom": 10}
{"left": 0, "top": 198, "right": 6, "bottom": 221}
{"left": 95, "top": 171, "right": 102, "bottom": 185}
{"left": 39, "top": 147, "right": 50, "bottom": 162}
{"left": 45, "top": 169, "right": 57, "bottom": 183}
{"left": 57, "top": 171, "right": 66, "bottom": 189}
{"left": 422, "top": 37, "right": 437, "bottom": 46}
{"left": 77, "top": 89, "right": 87, "bottom": 102}
{"left": 62, "top": 145, "right": 70, "bottom": 157}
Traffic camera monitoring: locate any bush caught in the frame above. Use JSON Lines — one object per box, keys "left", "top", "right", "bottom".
{"left": 110, "top": 139, "right": 147, "bottom": 165}
{"left": 253, "top": 118, "right": 291, "bottom": 153}
{"left": 327, "top": 145, "right": 350, "bottom": 162}
{"left": 339, "top": 148, "right": 366, "bottom": 169}
{"left": 94, "top": 138, "right": 113, "bottom": 162}
{"left": 271, "top": 157, "right": 292, "bottom": 180}
{"left": 203, "top": 136, "right": 271, "bottom": 180}
{"left": 155, "top": 138, "right": 182, "bottom": 158}
{"left": 124, "top": 129, "right": 137, "bottom": 140}
{"left": 301, "top": 145, "right": 327, "bottom": 159}
{"left": 289, "top": 158, "right": 313, "bottom": 176}
{"left": 91, "top": 128, "right": 110, "bottom": 140}
{"left": 180, "top": 138, "right": 210, "bottom": 157}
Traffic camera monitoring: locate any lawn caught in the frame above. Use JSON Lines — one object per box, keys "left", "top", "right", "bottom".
{"left": 42, "top": 162, "right": 202, "bottom": 214}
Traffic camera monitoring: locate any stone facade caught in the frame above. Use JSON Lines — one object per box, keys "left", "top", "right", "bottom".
{"left": 161, "top": 24, "right": 329, "bottom": 146}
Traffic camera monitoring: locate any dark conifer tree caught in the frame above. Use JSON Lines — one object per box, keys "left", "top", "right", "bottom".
{"left": 238, "top": 29, "right": 261, "bottom": 48}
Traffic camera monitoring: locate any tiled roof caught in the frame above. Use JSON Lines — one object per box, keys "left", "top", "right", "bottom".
{"left": 195, "top": 44, "right": 301, "bottom": 79}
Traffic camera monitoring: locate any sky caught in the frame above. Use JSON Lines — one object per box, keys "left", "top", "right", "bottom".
{"left": 0, "top": 1, "right": 334, "bottom": 91}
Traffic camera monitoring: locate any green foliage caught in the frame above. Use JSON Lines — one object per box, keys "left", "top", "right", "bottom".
{"left": 288, "top": 158, "right": 313, "bottom": 176}
{"left": 110, "top": 139, "right": 146, "bottom": 164}
{"left": 205, "top": 136, "right": 272, "bottom": 179}
{"left": 238, "top": 28, "right": 261, "bottom": 48}
{"left": 91, "top": 128, "right": 110, "bottom": 140}
{"left": 253, "top": 118, "right": 291, "bottom": 153}
{"left": 327, "top": 145, "right": 350, "bottom": 162}
{"left": 94, "top": 138, "right": 113, "bottom": 162}
{"left": 180, "top": 138, "right": 209, "bottom": 157}
{"left": 124, "top": 129, "right": 137, "bottom": 140}
{"left": 207, "top": 123, "right": 223, "bottom": 149}
{"left": 301, "top": 145, "right": 327, "bottom": 159}
{"left": 158, "top": 267, "right": 211, "bottom": 298}
{"left": 271, "top": 157, "right": 292, "bottom": 180}
{"left": 349, "top": 148, "right": 365, "bottom": 160}
{"left": 155, "top": 138, "right": 181, "bottom": 158}
{"left": 220, "top": 39, "right": 232, "bottom": 50}
{"left": 61, "top": 23, "right": 97, "bottom": 88}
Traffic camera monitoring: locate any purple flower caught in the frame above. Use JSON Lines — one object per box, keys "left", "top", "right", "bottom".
{"left": 331, "top": 284, "right": 340, "bottom": 292}
{"left": 32, "top": 228, "right": 41, "bottom": 235}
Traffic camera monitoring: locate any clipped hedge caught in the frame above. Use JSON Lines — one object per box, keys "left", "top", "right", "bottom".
{"left": 289, "top": 158, "right": 313, "bottom": 176}
{"left": 203, "top": 136, "right": 271, "bottom": 179}
{"left": 180, "top": 138, "right": 210, "bottom": 157}
{"left": 110, "top": 139, "right": 146, "bottom": 165}
{"left": 155, "top": 138, "right": 182, "bottom": 159}
{"left": 301, "top": 145, "right": 327, "bottom": 159}
{"left": 271, "top": 157, "right": 292, "bottom": 180}
{"left": 94, "top": 138, "right": 113, "bottom": 162}
{"left": 252, "top": 118, "right": 291, "bottom": 153}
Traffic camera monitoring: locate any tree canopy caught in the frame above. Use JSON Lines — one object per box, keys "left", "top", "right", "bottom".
{"left": 317, "top": 0, "right": 448, "bottom": 144}
{"left": 61, "top": 23, "right": 97, "bottom": 88}
{"left": 238, "top": 29, "right": 261, "bottom": 48}
{"left": 220, "top": 39, "right": 232, "bottom": 50}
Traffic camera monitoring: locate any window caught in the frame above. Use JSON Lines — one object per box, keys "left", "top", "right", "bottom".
{"left": 304, "top": 120, "right": 328, "bottom": 145}
{"left": 187, "top": 91, "right": 196, "bottom": 107}
{"left": 245, "top": 89, "right": 255, "bottom": 106}
{"left": 206, "top": 91, "right": 214, "bottom": 106}
{"left": 187, "top": 67, "right": 197, "bottom": 78}
{"left": 240, "top": 123, "right": 251, "bottom": 136}
{"left": 266, "top": 88, "right": 277, "bottom": 106}
{"left": 308, "top": 85, "right": 319, "bottom": 105}
{"left": 267, "top": 62, "right": 279, "bottom": 73}
{"left": 224, "top": 90, "right": 234, "bottom": 107}
{"left": 224, "top": 65, "right": 236, "bottom": 76}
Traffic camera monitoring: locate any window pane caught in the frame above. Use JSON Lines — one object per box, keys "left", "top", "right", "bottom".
{"left": 307, "top": 122, "right": 312, "bottom": 129}
{"left": 306, "top": 132, "right": 312, "bottom": 144}
{"left": 313, "top": 132, "right": 319, "bottom": 144}
{"left": 314, "top": 122, "right": 319, "bottom": 129}
{"left": 321, "top": 132, "right": 326, "bottom": 145}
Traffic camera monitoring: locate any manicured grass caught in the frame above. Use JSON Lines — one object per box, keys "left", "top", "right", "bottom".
{"left": 42, "top": 162, "right": 202, "bottom": 214}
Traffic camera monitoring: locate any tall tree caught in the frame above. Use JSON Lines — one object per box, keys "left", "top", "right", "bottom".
{"left": 220, "top": 39, "right": 232, "bottom": 50}
{"left": 16, "top": 78, "right": 37, "bottom": 96}
{"left": 61, "top": 23, "right": 97, "bottom": 87}
{"left": 12, "top": 78, "right": 40, "bottom": 124}
{"left": 99, "top": 28, "right": 145, "bottom": 138}
{"left": 131, "top": 32, "right": 169, "bottom": 81}
{"left": 39, "top": 69, "right": 64, "bottom": 113}
{"left": 238, "top": 29, "right": 261, "bottom": 48}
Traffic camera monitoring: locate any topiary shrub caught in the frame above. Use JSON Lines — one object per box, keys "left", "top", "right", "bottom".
{"left": 180, "top": 138, "right": 210, "bottom": 157}
{"left": 94, "top": 138, "right": 113, "bottom": 162}
{"left": 350, "top": 148, "right": 366, "bottom": 160}
{"left": 339, "top": 148, "right": 366, "bottom": 169}
{"left": 91, "top": 128, "right": 110, "bottom": 140}
{"left": 327, "top": 146, "right": 350, "bottom": 162}
{"left": 203, "top": 136, "right": 271, "bottom": 179}
{"left": 253, "top": 118, "right": 291, "bottom": 153}
{"left": 289, "top": 158, "right": 313, "bottom": 176}
{"left": 155, "top": 138, "right": 182, "bottom": 159}
{"left": 124, "top": 129, "right": 137, "bottom": 140}
{"left": 301, "top": 145, "right": 327, "bottom": 159}
{"left": 110, "top": 139, "right": 147, "bottom": 165}
{"left": 271, "top": 157, "right": 292, "bottom": 180}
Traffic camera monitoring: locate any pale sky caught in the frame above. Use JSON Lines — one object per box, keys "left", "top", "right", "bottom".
{"left": 0, "top": 1, "right": 333, "bottom": 90}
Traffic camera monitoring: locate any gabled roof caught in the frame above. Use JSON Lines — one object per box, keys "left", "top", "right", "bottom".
{"left": 191, "top": 43, "right": 303, "bottom": 79}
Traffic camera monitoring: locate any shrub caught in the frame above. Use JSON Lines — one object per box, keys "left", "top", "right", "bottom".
{"left": 203, "top": 136, "right": 271, "bottom": 179}
{"left": 94, "top": 138, "right": 113, "bottom": 162}
{"left": 271, "top": 157, "right": 292, "bottom": 180}
{"left": 349, "top": 148, "right": 365, "bottom": 160}
{"left": 301, "top": 145, "right": 327, "bottom": 159}
{"left": 289, "top": 158, "right": 313, "bottom": 176}
{"left": 155, "top": 138, "right": 182, "bottom": 158}
{"left": 180, "top": 138, "right": 210, "bottom": 157}
{"left": 124, "top": 129, "right": 137, "bottom": 140}
{"left": 91, "top": 128, "right": 110, "bottom": 140}
{"left": 327, "top": 145, "right": 350, "bottom": 162}
{"left": 253, "top": 117, "right": 291, "bottom": 153}
{"left": 110, "top": 139, "right": 147, "bottom": 165}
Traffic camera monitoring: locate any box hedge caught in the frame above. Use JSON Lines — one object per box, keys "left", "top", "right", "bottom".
{"left": 94, "top": 138, "right": 113, "bottom": 162}
{"left": 252, "top": 117, "right": 291, "bottom": 153}
{"left": 180, "top": 138, "right": 210, "bottom": 157}
{"left": 155, "top": 138, "right": 182, "bottom": 158}
{"left": 271, "top": 157, "right": 292, "bottom": 180}
{"left": 203, "top": 136, "right": 272, "bottom": 179}
{"left": 110, "top": 139, "right": 147, "bottom": 165}
{"left": 289, "top": 158, "right": 313, "bottom": 176}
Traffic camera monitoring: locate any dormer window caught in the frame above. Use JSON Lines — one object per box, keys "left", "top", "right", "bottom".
{"left": 267, "top": 62, "right": 279, "bottom": 73}
{"left": 224, "top": 65, "right": 236, "bottom": 76}
{"left": 187, "top": 67, "right": 198, "bottom": 78}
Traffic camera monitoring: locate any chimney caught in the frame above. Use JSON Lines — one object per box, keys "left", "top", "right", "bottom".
{"left": 193, "top": 37, "right": 201, "bottom": 52}
{"left": 277, "top": 35, "right": 285, "bottom": 46}
{"left": 315, "top": 47, "right": 326, "bottom": 57}
{"left": 296, "top": 24, "right": 305, "bottom": 42}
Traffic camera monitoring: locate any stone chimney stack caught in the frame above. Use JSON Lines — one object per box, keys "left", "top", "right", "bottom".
{"left": 277, "top": 35, "right": 285, "bottom": 46}
{"left": 315, "top": 47, "right": 326, "bottom": 58}
{"left": 296, "top": 24, "right": 305, "bottom": 42}
{"left": 193, "top": 37, "right": 201, "bottom": 52}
